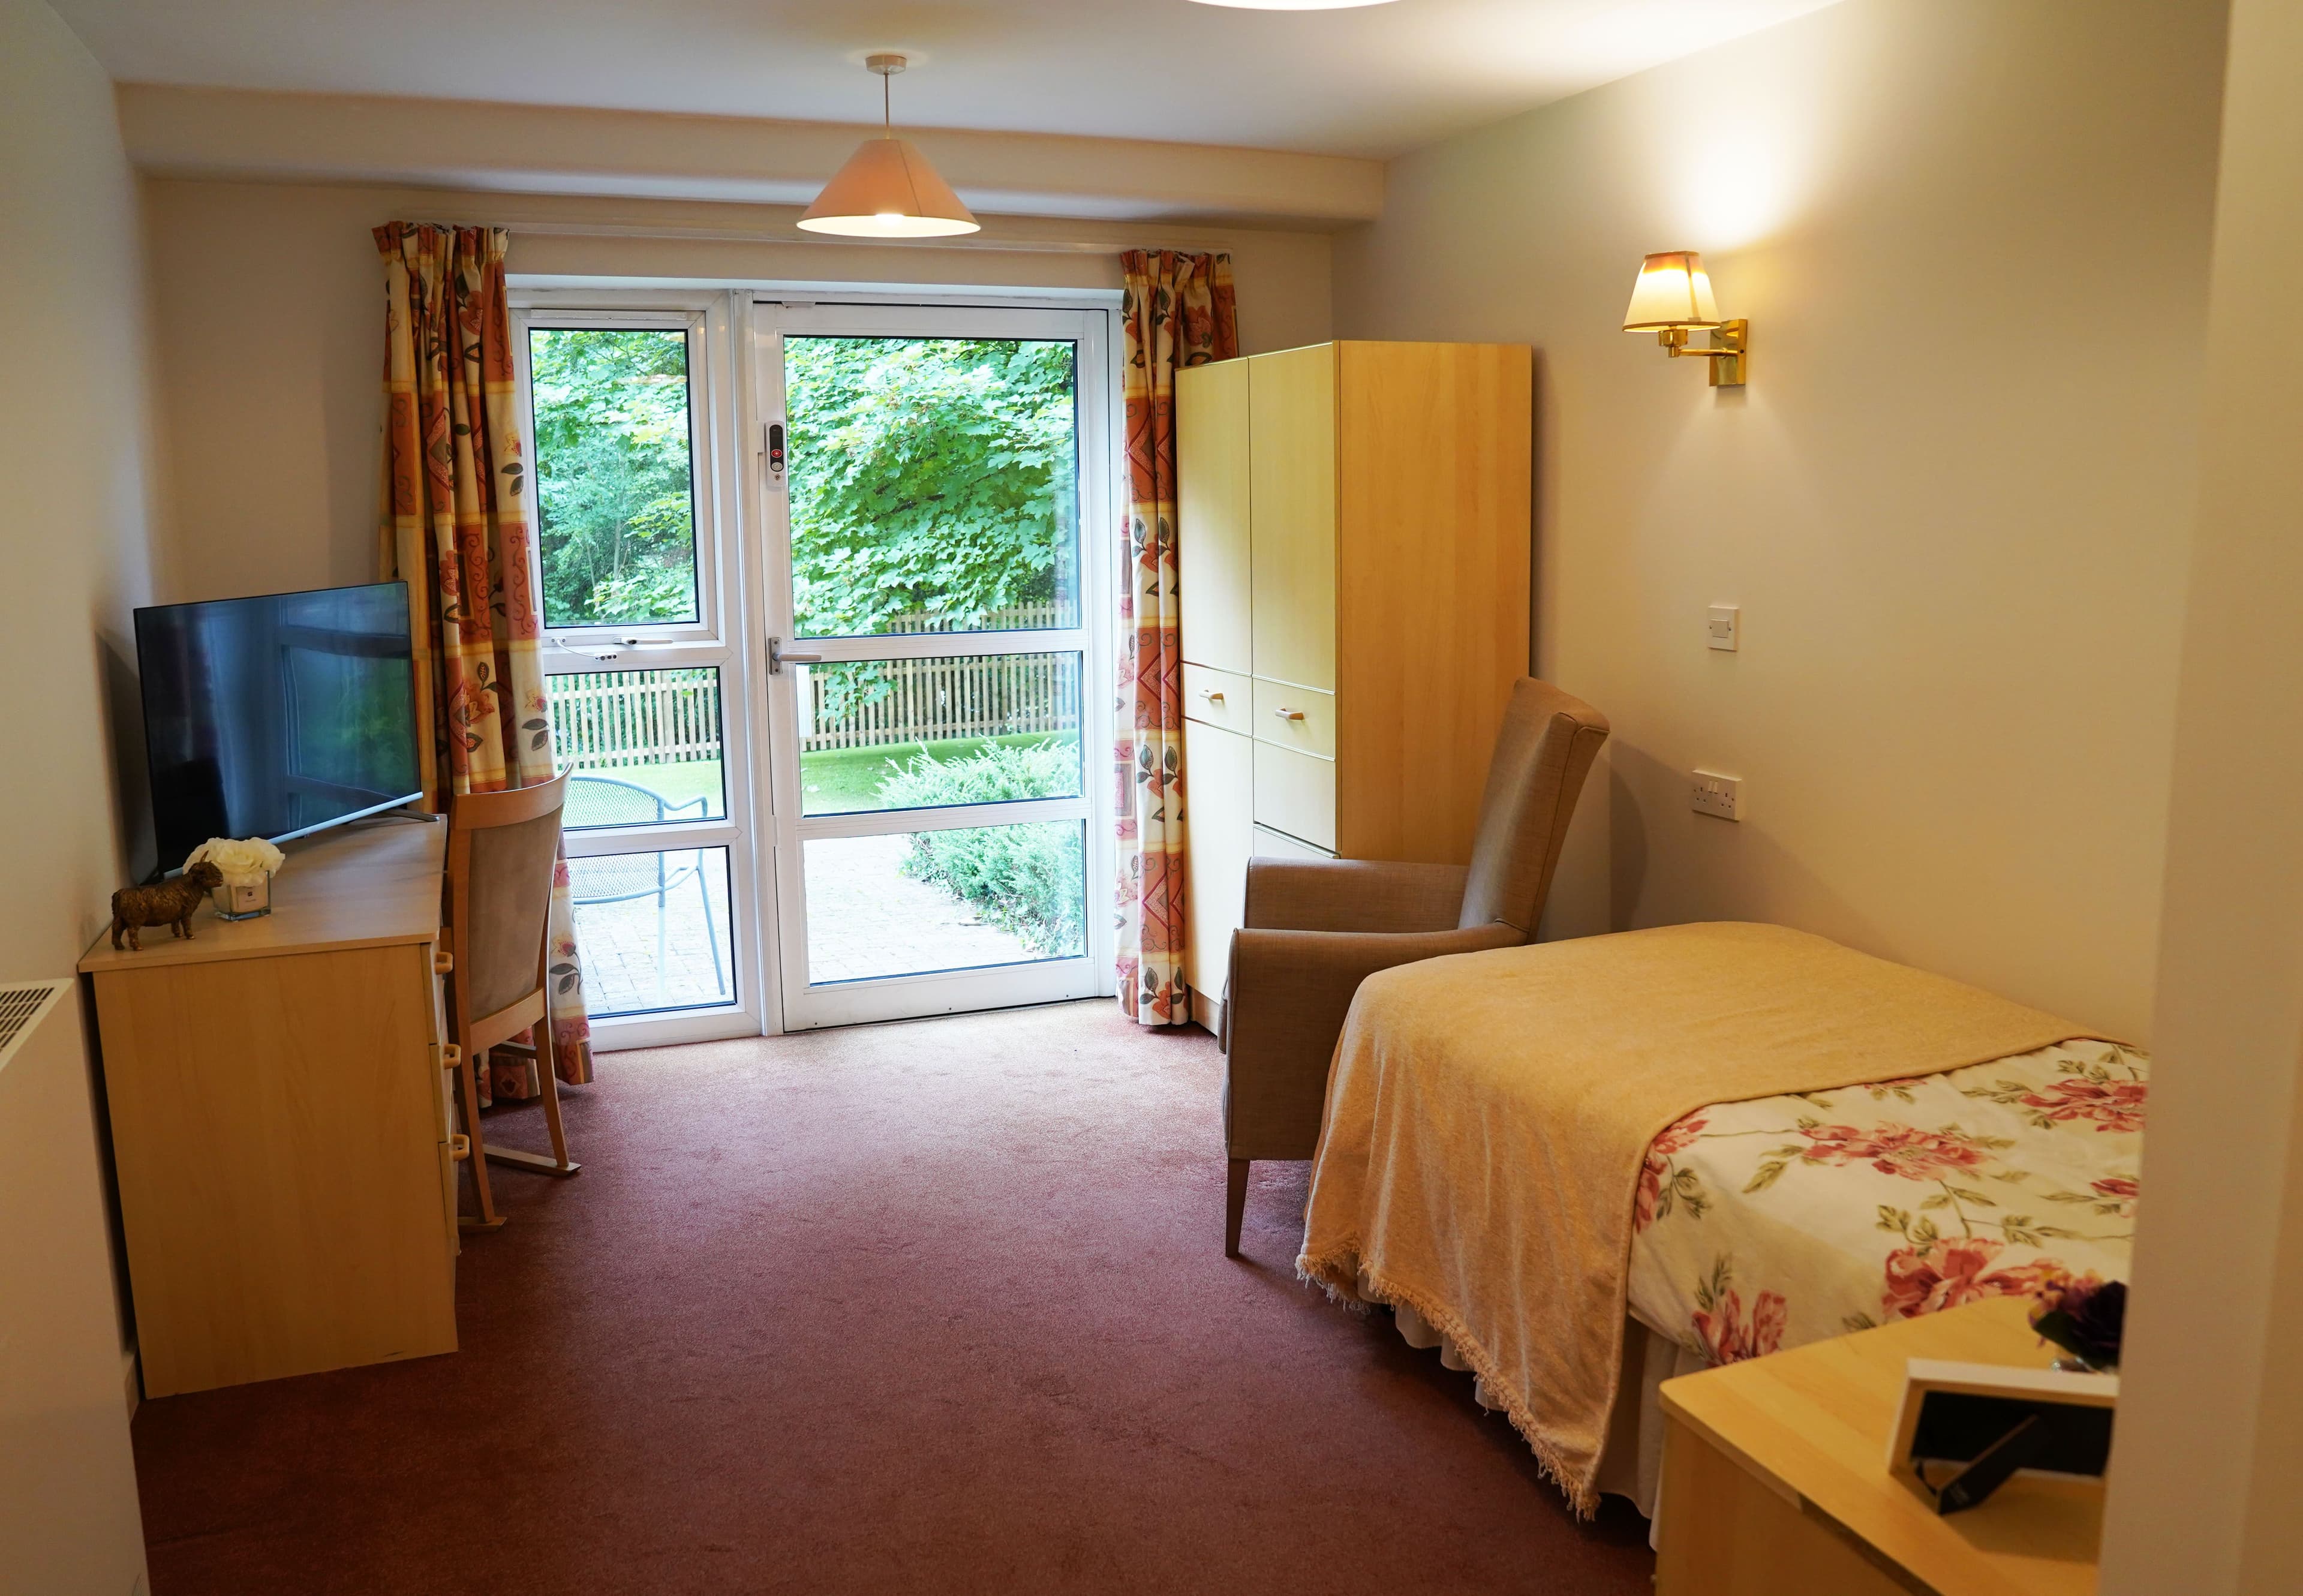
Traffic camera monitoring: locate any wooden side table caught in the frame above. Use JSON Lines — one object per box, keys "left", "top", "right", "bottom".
{"left": 1656, "top": 1295, "right": 2103, "bottom": 1596}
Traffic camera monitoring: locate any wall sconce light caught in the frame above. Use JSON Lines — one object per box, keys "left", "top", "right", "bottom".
{"left": 1622, "top": 251, "right": 1747, "bottom": 386}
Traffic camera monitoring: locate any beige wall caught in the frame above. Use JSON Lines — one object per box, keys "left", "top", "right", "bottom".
{"left": 1330, "top": 0, "right": 2225, "bottom": 1040}
{"left": 141, "top": 177, "right": 1333, "bottom": 606}
{"left": 2100, "top": 0, "right": 2303, "bottom": 1588}
{"left": 0, "top": 0, "right": 162, "bottom": 966}
{"left": 0, "top": 1, "right": 157, "bottom": 1580}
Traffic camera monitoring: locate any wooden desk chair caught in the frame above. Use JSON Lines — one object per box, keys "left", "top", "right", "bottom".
{"left": 442, "top": 773, "right": 579, "bottom": 1230}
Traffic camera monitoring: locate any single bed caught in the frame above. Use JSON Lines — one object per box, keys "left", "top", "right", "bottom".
{"left": 1294, "top": 921, "right": 2143, "bottom": 1519}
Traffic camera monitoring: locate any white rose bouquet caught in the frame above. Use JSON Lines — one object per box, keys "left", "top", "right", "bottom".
{"left": 185, "top": 837, "right": 287, "bottom": 886}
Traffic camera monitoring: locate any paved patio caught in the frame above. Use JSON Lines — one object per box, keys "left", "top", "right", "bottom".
{"left": 804, "top": 834, "right": 1039, "bottom": 982}
{"left": 569, "top": 835, "right": 1048, "bottom": 1012}
{"left": 569, "top": 852, "right": 735, "bottom": 1017}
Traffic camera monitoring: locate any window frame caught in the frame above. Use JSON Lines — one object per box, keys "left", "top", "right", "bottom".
{"left": 510, "top": 289, "right": 764, "bottom": 1048}
{"left": 513, "top": 301, "right": 725, "bottom": 648}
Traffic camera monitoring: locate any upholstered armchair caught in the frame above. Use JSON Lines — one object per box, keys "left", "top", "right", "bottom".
{"left": 1220, "top": 678, "right": 1610, "bottom": 1254}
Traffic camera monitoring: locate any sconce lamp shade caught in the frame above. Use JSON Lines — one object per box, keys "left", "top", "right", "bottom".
{"left": 1622, "top": 251, "right": 1722, "bottom": 330}
{"left": 798, "top": 136, "right": 980, "bottom": 238}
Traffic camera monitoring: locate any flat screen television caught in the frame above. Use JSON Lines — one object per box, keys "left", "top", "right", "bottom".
{"left": 134, "top": 581, "right": 425, "bottom": 876}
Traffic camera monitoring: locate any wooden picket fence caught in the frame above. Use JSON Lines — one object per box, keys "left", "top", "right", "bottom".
{"left": 798, "top": 653, "right": 1074, "bottom": 752}
{"left": 549, "top": 607, "right": 1074, "bottom": 767}
{"left": 551, "top": 668, "right": 723, "bottom": 770}
{"left": 883, "top": 603, "right": 1060, "bottom": 635}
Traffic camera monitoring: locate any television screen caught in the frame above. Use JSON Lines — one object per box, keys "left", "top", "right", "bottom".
{"left": 135, "top": 581, "right": 425, "bottom": 873}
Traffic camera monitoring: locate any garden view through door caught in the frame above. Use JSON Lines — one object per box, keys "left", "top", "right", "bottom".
{"left": 756, "top": 303, "right": 1112, "bottom": 1029}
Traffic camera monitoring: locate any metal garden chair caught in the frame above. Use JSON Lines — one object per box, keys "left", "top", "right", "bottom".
{"left": 564, "top": 773, "right": 727, "bottom": 1005}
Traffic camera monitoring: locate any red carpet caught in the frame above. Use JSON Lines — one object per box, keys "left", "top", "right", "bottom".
{"left": 131, "top": 1000, "right": 1655, "bottom": 1593}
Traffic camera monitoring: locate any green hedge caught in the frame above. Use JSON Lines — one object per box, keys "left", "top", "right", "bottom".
{"left": 875, "top": 742, "right": 1084, "bottom": 957}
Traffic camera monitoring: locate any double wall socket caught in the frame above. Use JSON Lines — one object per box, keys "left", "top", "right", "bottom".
{"left": 1692, "top": 771, "right": 1743, "bottom": 821}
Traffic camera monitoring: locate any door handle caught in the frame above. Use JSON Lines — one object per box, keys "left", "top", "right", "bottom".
{"left": 1273, "top": 707, "right": 1306, "bottom": 722}
{"left": 768, "top": 637, "right": 826, "bottom": 674}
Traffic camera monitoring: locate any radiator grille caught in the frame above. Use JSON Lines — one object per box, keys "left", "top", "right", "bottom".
{"left": 0, "top": 980, "right": 67, "bottom": 1066}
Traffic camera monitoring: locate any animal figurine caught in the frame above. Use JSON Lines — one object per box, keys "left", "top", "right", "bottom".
{"left": 109, "top": 862, "right": 225, "bottom": 951}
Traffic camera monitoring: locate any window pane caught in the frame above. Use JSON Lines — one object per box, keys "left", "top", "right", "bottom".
{"left": 804, "top": 820, "right": 1085, "bottom": 984}
{"left": 530, "top": 327, "right": 700, "bottom": 627}
{"left": 785, "top": 336, "right": 1079, "bottom": 638}
{"left": 795, "top": 653, "right": 1082, "bottom": 816}
{"left": 548, "top": 668, "right": 726, "bottom": 826}
{"left": 568, "top": 846, "right": 733, "bottom": 1017}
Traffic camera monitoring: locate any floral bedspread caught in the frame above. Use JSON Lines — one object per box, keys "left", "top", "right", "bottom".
{"left": 1625, "top": 1040, "right": 2146, "bottom": 1366}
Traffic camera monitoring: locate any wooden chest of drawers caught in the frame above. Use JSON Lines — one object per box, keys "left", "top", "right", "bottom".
{"left": 79, "top": 824, "right": 459, "bottom": 1397}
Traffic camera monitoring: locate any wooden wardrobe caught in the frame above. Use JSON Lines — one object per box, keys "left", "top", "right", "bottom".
{"left": 1174, "top": 340, "right": 1532, "bottom": 1030}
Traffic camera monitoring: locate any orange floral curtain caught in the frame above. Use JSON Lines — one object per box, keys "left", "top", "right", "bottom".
{"left": 1116, "top": 250, "right": 1238, "bottom": 1026}
{"left": 375, "top": 221, "right": 594, "bottom": 1096}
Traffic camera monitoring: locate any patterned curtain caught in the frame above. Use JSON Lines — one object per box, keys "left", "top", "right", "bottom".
{"left": 375, "top": 222, "right": 594, "bottom": 1099}
{"left": 1116, "top": 250, "right": 1239, "bottom": 1026}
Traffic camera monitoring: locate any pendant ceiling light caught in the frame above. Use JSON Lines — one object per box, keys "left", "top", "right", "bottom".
{"left": 799, "top": 55, "right": 979, "bottom": 239}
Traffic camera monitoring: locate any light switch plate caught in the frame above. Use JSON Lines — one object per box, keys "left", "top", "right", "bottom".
{"left": 1707, "top": 605, "right": 1740, "bottom": 652}
{"left": 1692, "top": 770, "right": 1742, "bottom": 821}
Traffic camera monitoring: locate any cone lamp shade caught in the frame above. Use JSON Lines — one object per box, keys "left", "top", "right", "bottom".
{"left": 1622, "top": 251, "right": 1722, "bottom": 330}
{"left": 799, "top": 56, "right": 979, "bottom": 239}
{"left": 798, "top": 136, "right": 978, "bottom": 238}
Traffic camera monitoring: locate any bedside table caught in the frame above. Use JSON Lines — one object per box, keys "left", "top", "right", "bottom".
{"left": 1656, "top": 1295, "right": 2102, "bottom": 1596}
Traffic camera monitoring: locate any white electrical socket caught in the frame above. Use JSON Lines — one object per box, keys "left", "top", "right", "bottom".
{"left": 1707, "top": 605, "right": 1740, "bottom": 652}
{"left": 1692, "top": 770, "right": 1743, "bottom": 821}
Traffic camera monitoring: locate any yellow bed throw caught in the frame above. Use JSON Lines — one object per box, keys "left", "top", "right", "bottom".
{"left": 1296, "top": 921, "right": 2113, "bottom": 1513}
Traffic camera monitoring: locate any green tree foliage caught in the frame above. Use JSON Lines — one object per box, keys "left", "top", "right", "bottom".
{"left": 787, "top": 336, "right": 1078, "bottom": 642}
{"left": 531, "top": 329, "right": 698, "bottom": 626}
{"left": 531, "top": 331, "right": 1080, "bottom": 731}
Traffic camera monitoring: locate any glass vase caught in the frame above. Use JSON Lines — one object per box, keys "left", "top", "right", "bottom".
{"left": 211, "top": 871, "right": 273, "bottom": 921}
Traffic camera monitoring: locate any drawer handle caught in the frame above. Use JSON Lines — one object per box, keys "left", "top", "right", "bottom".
{"left": 1273, "top": 707, "right": 1306, "bottom": 722}
{"left": 434, "top": 949, "right": 453, "bottom": 975}
{"left": 441, "top": 1044, "right": 462, "bottom": 1069}
{"left": 1199, "top": 689, "right": 1224, "bottom": 703}
{"left": 449, "top": 1133, "right": 471, "bottom": 1162}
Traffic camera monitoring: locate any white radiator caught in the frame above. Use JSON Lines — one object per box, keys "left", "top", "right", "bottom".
{"left": 0, "top": 978, "right": 149, "bottom": 1595}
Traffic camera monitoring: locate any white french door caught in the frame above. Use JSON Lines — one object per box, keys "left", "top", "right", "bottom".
{"left": 749, "top": 301, "right": 1116, "bottom": 1030}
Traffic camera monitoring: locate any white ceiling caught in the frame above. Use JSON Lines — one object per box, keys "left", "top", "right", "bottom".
{"left": 53, "top": 0, "right": 1842, "bottom": 161}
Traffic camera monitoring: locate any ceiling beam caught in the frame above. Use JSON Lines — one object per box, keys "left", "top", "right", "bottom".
{"left": 116, "top": 83, "right": 1385, "bottom": 230}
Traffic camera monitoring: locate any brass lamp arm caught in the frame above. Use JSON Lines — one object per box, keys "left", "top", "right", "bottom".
{"left": 1650, "top": 319, "right": 1748, "bottom": 386}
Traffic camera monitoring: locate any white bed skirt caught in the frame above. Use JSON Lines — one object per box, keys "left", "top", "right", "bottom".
{"left": 1388, "top": 1303, "right": 1701, "bottom": 1529}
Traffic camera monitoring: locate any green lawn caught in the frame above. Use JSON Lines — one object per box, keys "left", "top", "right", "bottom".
{"left": 562, "top": 732, "right": 1081, "bottom": 822}
{"left": 801, "top": 733, "right": 1078, "bottom": 814}
{"left": 564, "top": 761, "right": 724, "bottom": 824}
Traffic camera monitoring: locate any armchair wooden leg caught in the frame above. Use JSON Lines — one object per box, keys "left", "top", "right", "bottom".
{"left": 1225, "top": 1158, "right": 1250, "bottom": 1257}
{"left": 536, "top": 1019, "right": 575, "bottom": 1173}
{"left": 485, "top": 1027, "right": 581, "bottom": 1178}
{"left": 454, "top": 1046, "right": 505, "bottom": 1231}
